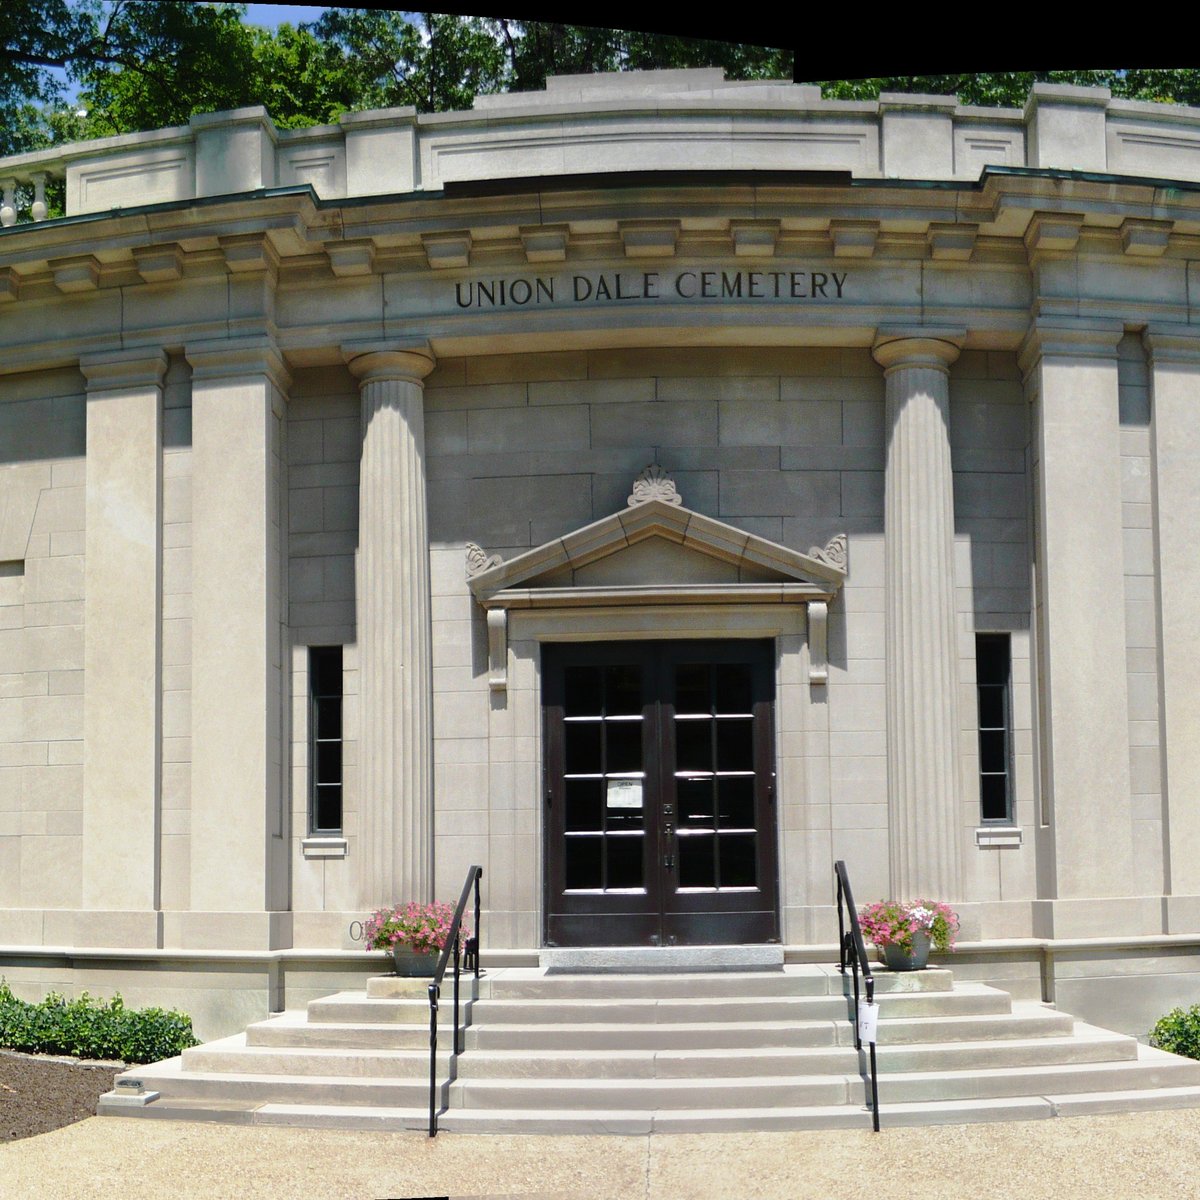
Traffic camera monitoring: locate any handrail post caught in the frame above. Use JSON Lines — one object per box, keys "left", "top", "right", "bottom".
{"left": 452, "top": 935, "right": 462, "bottom": 1054}
{"left": 473, "top": 871, "right": 482, "bottom": 979}
{"left": 427, "top": 981, "right": 439, "bottom": 1137}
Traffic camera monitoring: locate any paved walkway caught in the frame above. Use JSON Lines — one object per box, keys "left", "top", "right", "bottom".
{"left": 3, "top": 1110, "right": 1200, "bottom": 1199}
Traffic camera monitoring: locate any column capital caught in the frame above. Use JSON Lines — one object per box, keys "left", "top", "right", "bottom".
{"left": 1017, "top": 318, "right": 1123, "bottom": 377}
{"left": 79, "top": 347, "right": 168, "bottom": 392}
{"left": 344, "top": 341, "right": 436, "bottom": 387}
{"left": 872, "top": 328, "right": 965, "bottom": 373}
{"left": 185, "top": 336, "right": 291, "bottom": 394}
{"left": 1143, "top": 325, "right": 1200, "bottom": 367}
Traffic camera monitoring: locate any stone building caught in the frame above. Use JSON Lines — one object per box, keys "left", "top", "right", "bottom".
{"left": 1, "top": 69, "right": 1199, "bottom": 1039}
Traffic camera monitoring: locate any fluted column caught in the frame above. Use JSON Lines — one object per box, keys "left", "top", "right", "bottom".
{"left": 874, "top": 332, "right": 964, "bottom": 900}
{"left": 347, "top": 345, "right": 436, "bottom": 907}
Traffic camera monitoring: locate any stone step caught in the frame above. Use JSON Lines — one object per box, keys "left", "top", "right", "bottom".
{"left": 98, "top": 1097, "right": 432, "bottom": 1131}
{"left": 181, "top": 1035, "right": 453, "bottom": 1079}
{"left": 112, "top": 1058, "right": 440, "bottom": 1108}
{"left": 246, "top": 1013, "right": 430, "bottom": 1050}
{"left": 1046, "top": 1084, "right": 1200, "bottom": 1118}
{"left": 467, "top": 983, "right": 1009, "bottom": 1026}
{"left": 865, "top": 1045, "right": 1200, "bottom": 1105}
{"left": 466, "top": 1019, "right": 841, "bottom": 1051}
{"left": 875, "top": 1004, "right": 1075, "bottom": 1045}
{"left": 436, "top": 1095, "right": 1060, "bottom": 1134}
{"left": 455, "top": 1029, "right": 1135, "bottom": 1080}
{"left": 463, "top": 1004, "right": 1071, "bottom": 1052}
{"left": 306, "top": 992, "right": 434, "bottom": 1025}
{"left": 477, "top": 964, "right": 953, "bottom": 1000}
{"left": 449, "top": 1074, "right": 853, "bottom": 1111}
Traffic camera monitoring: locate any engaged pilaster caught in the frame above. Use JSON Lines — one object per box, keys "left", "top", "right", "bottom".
{"left": 1019, "top": 321, "right": 1134, "bottom": 900}
{"left": 186, "top": 339, "right": 290, "bottom": 919}
{"left": 80, "top": 348, "right": 167, "bottom": 915}
{"left": 874, "top": 331, "right": 964, "bottom": 900}
{"left": 347, "top": 345, "right": 436, "bottom": 907}
{"left": 1144, "top": 329, "right": 1200, "bottom": 905}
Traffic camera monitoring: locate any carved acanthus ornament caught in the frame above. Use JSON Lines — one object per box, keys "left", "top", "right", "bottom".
{"left": 808, "top": 532, "right": 848, "bottom": 573}
{"left": 465, "top": 542, "right": 502, "bottom": 578}
{"left": 628, "top": 465, "right": 682, "bottom": 507}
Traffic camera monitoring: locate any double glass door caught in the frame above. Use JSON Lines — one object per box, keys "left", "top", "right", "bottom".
{"left": 542, "top": 640, "right": 778, "bottom": 947}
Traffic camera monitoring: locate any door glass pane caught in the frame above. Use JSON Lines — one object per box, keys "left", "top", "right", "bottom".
{"left": 717, "top": 776, "right": 754, "bottom": 829}
{"left": 719, "top": 833, "right": 757, "bottom": 887}
{"left": 676, "top": 720, "right": 712, "bottom": 772}
{"left": 565, "top": 779, "right": 603, "bottom": 832}
{"left": 564, "top": 666, "right": 603, "bottom": 717}
{"left": 716, "top": 719, "right": 753, "bottom": 771}
{"left": 675, "top": 664, "right": 710, "bottom": 715}
{"left": 715, "top": 664, "right": 753, "bottom": 714}
{"left": 606, "top": 835, "right": 643, "bottom": 888}
{"left": 678, "top": 832, "right": 716, "bottom": 887}
{"left": 565, "top": 722, "right": 602, "bottom": 773}
{"left": 606, "top": 721, "right": 642, "bottom": 773}
{"left": 677, "top": 777, "right": 714, "bottom": 827}
{"left": 606, "top": 665, "right": 642, "bottom": 716}
{"left": 605, "top": 778, "right": 644, "bottom": 830}
{"left": 564, "top": 836, "right": 603, "bottom": 889}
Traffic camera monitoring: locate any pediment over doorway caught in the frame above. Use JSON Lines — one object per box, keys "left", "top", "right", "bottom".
{"left": 466, "top": 466, "right": 847, "bottom": 691}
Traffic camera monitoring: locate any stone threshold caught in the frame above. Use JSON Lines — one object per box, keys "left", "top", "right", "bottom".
{"left": 540, "top": 945, "right": 785, "bottom": 974}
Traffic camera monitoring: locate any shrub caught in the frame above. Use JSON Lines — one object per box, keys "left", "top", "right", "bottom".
{"left": 0, "top": 981, "right": 199, "bottom": 1064}
{"left": 1149, "top": 1004, "right": 1200, "bottom": 1060}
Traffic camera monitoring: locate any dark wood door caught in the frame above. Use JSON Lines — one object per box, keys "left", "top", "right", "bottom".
{"left": 543, "top": 640, "right": 779, "bottom": 947}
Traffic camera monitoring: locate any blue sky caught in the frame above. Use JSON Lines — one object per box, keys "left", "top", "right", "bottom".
{"left": 242, "top": 5, "right": 328, "bottom": 28}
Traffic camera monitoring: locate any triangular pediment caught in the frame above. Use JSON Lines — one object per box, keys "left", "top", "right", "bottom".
{"left": 467, "top": 468, "right": 847, "bottom": 604}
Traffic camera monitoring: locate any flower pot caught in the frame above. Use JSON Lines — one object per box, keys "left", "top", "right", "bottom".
{"left": 391, "top": 947, "right": 437, "bottom": 977}
{"left": 881, "top": 930, "right": 931, "bottom": 972}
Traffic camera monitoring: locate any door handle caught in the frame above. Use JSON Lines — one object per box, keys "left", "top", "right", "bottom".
{"left": 664, "top": 854, "right": 675, "bottom": 870}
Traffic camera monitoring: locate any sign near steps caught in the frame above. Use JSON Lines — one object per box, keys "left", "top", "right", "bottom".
{"left": 858, "top": 1001, "right": 879, "bottom": 1045}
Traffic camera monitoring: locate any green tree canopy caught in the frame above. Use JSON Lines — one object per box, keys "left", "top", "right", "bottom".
{"left": 4, "top": 4, "right": 1200, "bottom": 159}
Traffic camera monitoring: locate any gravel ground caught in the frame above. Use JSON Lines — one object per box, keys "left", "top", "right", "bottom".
{"left": 0, "top": 1050, "right": 119, "bottom": 1143}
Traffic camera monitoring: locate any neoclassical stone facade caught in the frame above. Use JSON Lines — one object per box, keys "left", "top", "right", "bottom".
{"left": 2, "top": 69, "right": 1200, "bottom": 1037}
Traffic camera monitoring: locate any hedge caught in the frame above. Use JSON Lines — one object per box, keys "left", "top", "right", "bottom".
{"left": 0, "top": 980, "right": 199, "bottom": 1064}
{"left": 1149, "top": 1004, "right": 1200, "bottom": 1061}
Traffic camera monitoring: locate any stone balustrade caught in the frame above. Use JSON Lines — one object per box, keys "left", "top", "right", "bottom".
{"left": 4, "top": 76, "right": 1200, "bottom": 225}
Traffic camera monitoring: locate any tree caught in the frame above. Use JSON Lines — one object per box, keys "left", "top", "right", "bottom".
{"left": 309, "top": 9, "right": 505, "bottom": 114}
{"left": 5, "top": 3, "right": 1200, "bottom": 159}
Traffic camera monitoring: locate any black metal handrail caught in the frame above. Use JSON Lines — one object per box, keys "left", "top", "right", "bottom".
{"left": 428, "top": 865, "right": 483, "bottom": 1137}
{"left": 834, "top": 859, "right": 880, "bottom": 1132}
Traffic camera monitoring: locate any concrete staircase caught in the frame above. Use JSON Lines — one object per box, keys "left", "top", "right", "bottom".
{"left": 98, "top": 962, "right": 1200, "bottom": 1132}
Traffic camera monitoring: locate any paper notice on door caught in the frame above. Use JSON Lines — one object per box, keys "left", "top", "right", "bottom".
{"left": 606, "top": 779, "right": 644, "bottom": 809}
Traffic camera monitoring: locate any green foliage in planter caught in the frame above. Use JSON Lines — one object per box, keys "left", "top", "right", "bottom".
{"left": 1149, "top": 1004, "right": 1200, "bottom": 1060}
{"left": 0, "top": 980, "right": 199, "bottom": 1064}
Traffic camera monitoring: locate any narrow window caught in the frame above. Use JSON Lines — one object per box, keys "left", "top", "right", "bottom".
{"left": 309, "top": 646, "right": 343, "bottom": 834}
{"left": 976, "top": 633, "right": 1013, "bottom": 823}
